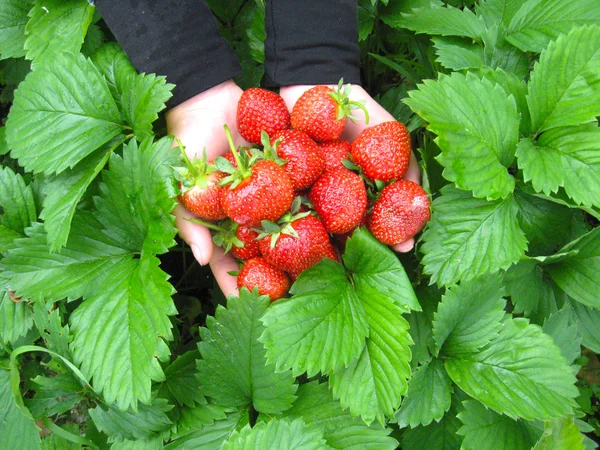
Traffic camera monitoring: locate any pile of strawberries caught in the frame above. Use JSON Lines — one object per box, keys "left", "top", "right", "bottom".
{"left": 176, "top": 81, "right": 430, "bottom": 301}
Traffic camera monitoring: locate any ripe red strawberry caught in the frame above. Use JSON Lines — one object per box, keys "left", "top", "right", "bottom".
{"left": 351, "top": 121, "right": 412, "bottom": 182}
{"left": 237, "top": 88, "right": 290, "bottom": 144}
{"left": 308, "top": 168, "right": 367, "bottom": 234}
{"left": 368, "top": 180, "right": 431, "bottom": 245}
{"left": 224, "top": 147, "right": 252, "bottom": 168}
{"left": 259, "top": 215, "right": 337, "bottom": 275}
{"left": 319, "top": 139, "right": 352, "bottom": 172}
{"left": 238, "top": 257, "right": 290, "bottom": 301}
{"left": 271, "top": 129, "right": 324, "bottom": 190}
{"left": 291, "top": 80, "right": 369, "bottom": 142}
{"left": 231, "top": 225, "right": 261, "bottom": 260}
{"left": 178, "top": 171, "right": 226, "bottom": 220}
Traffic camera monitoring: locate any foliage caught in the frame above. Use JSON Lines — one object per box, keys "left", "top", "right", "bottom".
{"left": 0, "top": 0, "right": 599, "bottom": 448}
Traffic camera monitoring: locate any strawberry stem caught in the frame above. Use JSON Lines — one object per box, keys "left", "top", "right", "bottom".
{"left": 177, "top": 138, "right": 195, "bottom": 173}
{"left": 184, "top": 217, "right": 225, "bottom": 232}
{"left": 224, "top": 124, "right": 243, "bottom": 169}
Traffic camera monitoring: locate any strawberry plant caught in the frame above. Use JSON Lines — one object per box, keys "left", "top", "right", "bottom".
{"left": 0, "top": 0, "right": 599, "bottom": 448}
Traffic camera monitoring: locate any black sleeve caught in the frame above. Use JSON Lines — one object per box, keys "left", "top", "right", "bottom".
{"left": 94, "top": 0, "right": 241, "bottom": 107}
{"left": 264, "top": 0, "right": 361, "bottom": 87}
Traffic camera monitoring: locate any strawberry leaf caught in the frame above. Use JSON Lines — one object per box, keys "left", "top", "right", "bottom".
{"left": 161, "top": 351, "right": 205, "bottom": 408}
{"left": 475, "top": 0, "right": 522, "bottom": 27}
{"left": 542, "top": 305, "right": 581, "bottom": 366}
{"left": 222, "top": 418, "right": 326, "bottom": 450}
{"left": 24, "top": 0, "right": 94, "bottom": 66}
{"left": 395, "top": 4, "right": 486, "bottom": 40}
{"left": 260, "top": 258, "right": 369, "bottom": 377}
{"left": 506, "top": 0, "right": 600, "bottom": 53}
{"left": 0, "top": 367, "right": 41, "bottom": 450}
{"left": 0, "top": 276, "right": 34, "bottom": 346}
{"left": 197, "top": 289, "right": 297, "bottom": 415}
{"left": 457, "top": 400, "right": 542, "bottom": 450}
{"left": 567, "top": 298, "right": 600, "bottom": 353}
{"left": 5, "top": 51, "right": 125, "bottom": 175}
{"left": 533, "top": 418, "right": 586, "bottom": 450}
{"left": 405, "top": 72, "right": 519, "bottom": 200}
{"left": 0, "top": 166, "right": 37, "bottom": 253}
{"left": 0, "top": 0, "right": 33, "bottom": 60}
{"left": 395, "top": 359, "right": 453, "bottom": 429}
{"left": 166, "top": 411, "right": 244, "bottom": 449}
{"left": 281, "top": 381, "right": 398, "bottom": 449}
{"left": 421, "top": 185, "right": 527, "bottom": 286}
{"left": 444, "top": 317, "right": 579, "bottom": 420}
{"left": 527, "top": 25, "right": 600, "bottom": 134}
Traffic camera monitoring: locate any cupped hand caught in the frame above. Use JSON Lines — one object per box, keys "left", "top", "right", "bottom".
{"left": 279, "top": 84, "right": 422, "bottom": 253}
{"left": 167, "top": 80, "right": 246, "bottom": 298}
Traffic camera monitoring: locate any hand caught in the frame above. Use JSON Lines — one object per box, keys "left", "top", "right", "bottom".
{"left": 279, "top": 84, "right": 422, "bottom": 253}
{"left": 167, "top": 80, "right": 247, "bottom": 298}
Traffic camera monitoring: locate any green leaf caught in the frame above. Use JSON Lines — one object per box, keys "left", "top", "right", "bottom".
{"left": 260, "top": 258, "right": 368, "bottom": 377}
{"left": 6, "top": 51, "right": 124, "bottom": 175}
{"left": 24, "top": 0, "right": 94, "bottom": 65}
{"left": 379, "top": 0, "right": 443, "bottom": 28}
{"left": 533, "top": 418, "right": 585, "bottom": 450}
{"left": 95, "top": 137, "right": 178, "bottom": 255}
{"left": 542, "top": 305, "right": 581, "bottom": 366}
{"left": 476, "top": 0, "right": 522, "bottom": 28}
{"left": 171, "top": 400, "right": 228, "bottom": 437}
{"left": 0, "top": 166, "right": 37, "bottom": 252}
{"left": 343, "top": 228, "right": 420, "bottom": 312}
{"left": 396, "top": 5, "right": 486, "bottom": 39}
{"left": 506, "top": 0, "right": 600, "bottom": 53}
{"left": 432, "top": 36, "right": 484, "bottom": 71}
{"left": 432, "top": 275, "right": 506, "bottom": 357}
{"left": 89, "top": 399, "right": 172, "bottom": 442}
{"left": 40, "top": 147, "right": 112, "bottom": 252}
{"left": 2, "top": 214, "right": 131, "bottom": 302}
{"left": 0, "top": 290, "right": 33, "bottom": 345}
{"left": 395, "top": 359, "right": 453, "bottom": 428}
{"left": 0, "top": 0, "right": 33, "bottom": 60}
{"left": 81, "top": 23, "right": 105, "bottom": 58}
{"left": 358, "top": 1, "right": 376, "bottom": 41}
{"left": 0, "top": 367, "right": 41, "bottom": 449}
{"left": 282, "top": 381, "right": 397, "bottom": 449}
{"left": 0, "top": 57, "right": 31, "bottom": 103}
{"left": 401, "top": 393, "right": 464, "bottom": 450}
{"left": 517, "top": 126, "right": 600, "bottom": 209}
{"left": 32, "top": 300, "right": 72, "bottom": 357}
{"left": 514, "top": 187, "right": 578, "bottom": 256}
{"left": 329, "top": 292, "right": 412, "bottom": 424}
{"left": 197, "top": 289, "right": 297, "bottom": 415}
{"left": 503, "top": 259, "right": 557, "bottom": 319}
{"left": 70, "top": 254, "right": 176, "bottom": 410}
{"left": 444, "top": 317, "right": 578, "bottom": 420}
{"left": 205, "top": 0, "right": 244, "bottom": 24}
{"left": 405, "top": 72, "right": 519, "bottom": 200}
{"left": 527, "top": 25, "right": 600, "bottom": 134}
{"left": 164, "top": 412, "right": 243, "bottom": 450}
{"left": 545, "top": 227, "right": 600, "bottom": 309}
{"left": 25, "top": 373, "right": 84, "bottom": 420}
{"left": 406, "top": 285, "right": 440, "bottom": 367}
{"left": 41, "top": 423, "right": 86, "bottom": 450}
{"left": 567, "top": 298, "right": 600, "bottom": 353}
{"left": 421, "top": 185, "right": 527, "bottom": 286}
{"left": 162, "top": 351, "right": 204, "bottom": 408}
{"left": 92, "top": 42, "right": 136, "bottom": 107}
{"left": 457, "top": 400, "right": 542, "bottom": 450}
{"left": 222, "top": 418, "right": 326, "bottom": 450}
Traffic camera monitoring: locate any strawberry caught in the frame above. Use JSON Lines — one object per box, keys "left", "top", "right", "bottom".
{"left": 351, "top": 121, "right": 412, "bottom": 182}
{"left": 319, "top": 139, "right": 352, "bottom": 172}
{"left": 217, "top": 126, "right": 294, "bottom": 227}
{"left": 175, "top": 145, "right": 227, "bottom": 220}
{"left": 271, "top": 129, "right": 324, "bottom": 190}
{"left": 291, "top": 80, "right": 369, "bottom": 142}
{"left": 368, "top": 180, "right": 431, "bottom": 245}
{"left": 231, "top": 225, "right": 261, "bottom": 260}
{"left": 238, "top": 257, "right": 290, "bottom": 301}
{"left": 259, "top": 215, "right": 337, "bottom": 275}
{"left": 237, "top": 88, "right": 290, "bottom": 144}
{"left": 308, "top": 168, "right": 367, "bottom": 234}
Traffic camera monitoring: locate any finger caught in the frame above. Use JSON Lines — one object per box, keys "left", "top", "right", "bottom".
{"left": 174, "top": 204, "right": 213, "bottom": 265}
{"left": 404, "top": 152, "right": 421, "bottom": 184}
{"left": 341, "top": 95, "right": 394, "bottom": 142}
{"left": 392, "top": 238, "right": 415, "bottom": 253}
{"left": 209, "top": 246, "right": 240, "bottom": 298}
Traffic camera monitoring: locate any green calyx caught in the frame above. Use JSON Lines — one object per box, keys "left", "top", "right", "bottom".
{"left": 328, "top": 78, "right": 370, "bottom": 124}
{"left": 255, "top": 197, "right": 313, "bottom": 248}
{"left": 260, "top": 131, "right": 287, "bottom": 166}
{"left": 173, "top": 139, "right": 219, "bottom": 193}
{"left": 215, "top": 124, "right": 257, "bottom": 189}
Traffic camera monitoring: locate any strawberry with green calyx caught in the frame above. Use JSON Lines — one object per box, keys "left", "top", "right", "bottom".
{"left": 237, "top": 88, "right": 291, "bottom": 144}
{"left": 238, "top": 258, "right": 290, "bottom": 301}
{"left": 319, "top": 139, "right": 352, "bottom": 172}
{"left": 174, "top": 142, "right": 227, "bottom": 220}
{"left": 291, "top": 79, "right": 370, "bottom": 142}
{"left": 368, "top": 180, "right": 431, "bottom": 245}
{"left": 258, "top": 214, "right": 338, "bottom": 275}
{"left": 308, "top": 168, "right": 368, "bottom": 235}
{"left": 216, "top": 125, "right": 294, "bottom": 227}
{"left": 195, "top": 218, "right": 261, "bottom": 261}
{"left": 270, "top": 129, "right": 324, "bottom": 190}
{"left": 351, "top": 121, "right": 412, "bottom": 183}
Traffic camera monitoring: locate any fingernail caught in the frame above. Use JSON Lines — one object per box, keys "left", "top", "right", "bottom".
{"left": 191, "top": 244, "right": 206, "bottom": 265}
